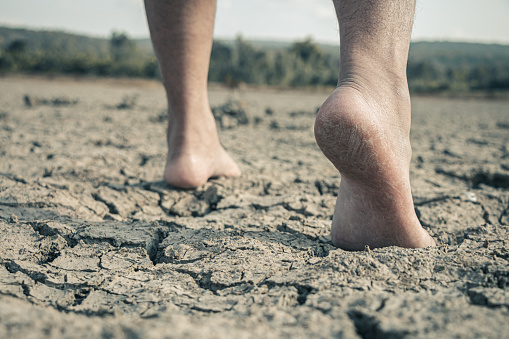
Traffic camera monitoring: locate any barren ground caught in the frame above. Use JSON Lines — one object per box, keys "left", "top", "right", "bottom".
{"left": 1, "top": 77, "right": 509, "bottom": 338}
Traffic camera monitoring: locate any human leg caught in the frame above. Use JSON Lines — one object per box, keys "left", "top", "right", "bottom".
{"left": 144, "top": 0, "right": 240, "bottom": 188}
{"left": 314, "top": 0, "right": 435, "bottom": 250}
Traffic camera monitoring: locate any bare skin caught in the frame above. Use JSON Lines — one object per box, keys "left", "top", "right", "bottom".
{"left": 144, "top": 0, "right": 436, "bottom": 249}
{"left": 314, "top": 0, "right": 435, "bottom": 250}
{"left": 144, "top": 0, "right": 240, "bottom": 188}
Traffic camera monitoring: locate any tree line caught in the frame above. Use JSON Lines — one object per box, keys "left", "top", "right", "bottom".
{"left": 1, "top": 29, "right": 508, "bottom": 93}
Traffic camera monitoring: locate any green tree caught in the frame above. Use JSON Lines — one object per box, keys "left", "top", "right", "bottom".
{"left": 7, "top": 39, "right": 27, "bottom": 54}
{"left": 290, "top": 37, "right": 324, "bottom": 63}
{"left": 109, "top": 32, "right": 144, "bottom": 76}
{"left": 110, "top": 32, "right": 136, "bottom": 63}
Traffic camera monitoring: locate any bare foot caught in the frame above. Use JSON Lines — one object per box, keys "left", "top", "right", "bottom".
{"left": 164, "top": 110, "right": 240, "bottom": 188}
{"left": 314, "top": 81, "right": 435, "bottom": 250}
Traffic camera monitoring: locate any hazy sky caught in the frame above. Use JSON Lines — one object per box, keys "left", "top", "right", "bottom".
{"left": 1, "top": 0, "right": 508, "bottom": 44}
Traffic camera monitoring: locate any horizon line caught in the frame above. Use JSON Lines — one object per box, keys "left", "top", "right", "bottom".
{"left": 1, "top": 23, "right": 509, "bottom": 47}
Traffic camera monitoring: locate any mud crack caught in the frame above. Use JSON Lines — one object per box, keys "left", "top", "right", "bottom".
{"left": 174, "top": 268, "right": 247, "bottom": 294}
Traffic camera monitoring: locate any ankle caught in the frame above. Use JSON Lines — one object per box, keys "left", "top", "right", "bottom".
{"left": 167, "top": 108, "right": 219, "bottom": 152}
{"left": 167, "top": 121, "right": 219, "bottom": 149}
{"left": 339, "top": 46, "right": 410, "bottom": 82}
{"left": 339, "top": 64, "right": 409, "bottom": 102}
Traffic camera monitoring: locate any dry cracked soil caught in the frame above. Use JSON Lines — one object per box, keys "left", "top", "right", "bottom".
{"left": 1, "top": 77, "right": 509, "bottom": 338}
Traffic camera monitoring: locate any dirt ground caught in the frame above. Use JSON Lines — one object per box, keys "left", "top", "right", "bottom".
{"left": 1, "top": 76, "right": 508, "bottom": 338}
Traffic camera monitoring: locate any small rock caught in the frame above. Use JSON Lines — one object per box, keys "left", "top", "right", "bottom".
{"left": 23, "top": 95, "right": 32, "bottom": 107}
{"left": 462, "top": 191, "right": 477, "bottom": 202}
{"left": 170, "top": 195, "right": 209, "bottom": 217}
{"left": 203, "top": 185, "right": 223, "bottom": 205}
{"left": 308, "top": 257, "right": 321, "bottom": 264}
{"left": 9, "top": 214, "right": 18, "bottom": 223}
{"left": 270, "top": 120, "right": 280, "bottom": 130}
{"left": 212, "top": 100, "right": 250, "bottom": 129}
{"left": 220, "top": 115, "right": 238, "bottom": 129}
{"left": 116, "top": 95, "right": 138, "bottom": 110}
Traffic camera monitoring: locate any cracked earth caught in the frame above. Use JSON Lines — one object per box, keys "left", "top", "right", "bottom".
{"left": 1, "top": 77, "right": 509, "bottom": 338}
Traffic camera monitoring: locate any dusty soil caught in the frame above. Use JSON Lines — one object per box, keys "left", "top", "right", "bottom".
{"left": 1, "top": 76, "right": 508, "bottom": 338}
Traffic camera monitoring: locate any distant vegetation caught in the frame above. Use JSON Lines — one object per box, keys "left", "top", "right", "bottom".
{"left": 1, "top": 26, "right": 509, "bottom": 93}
